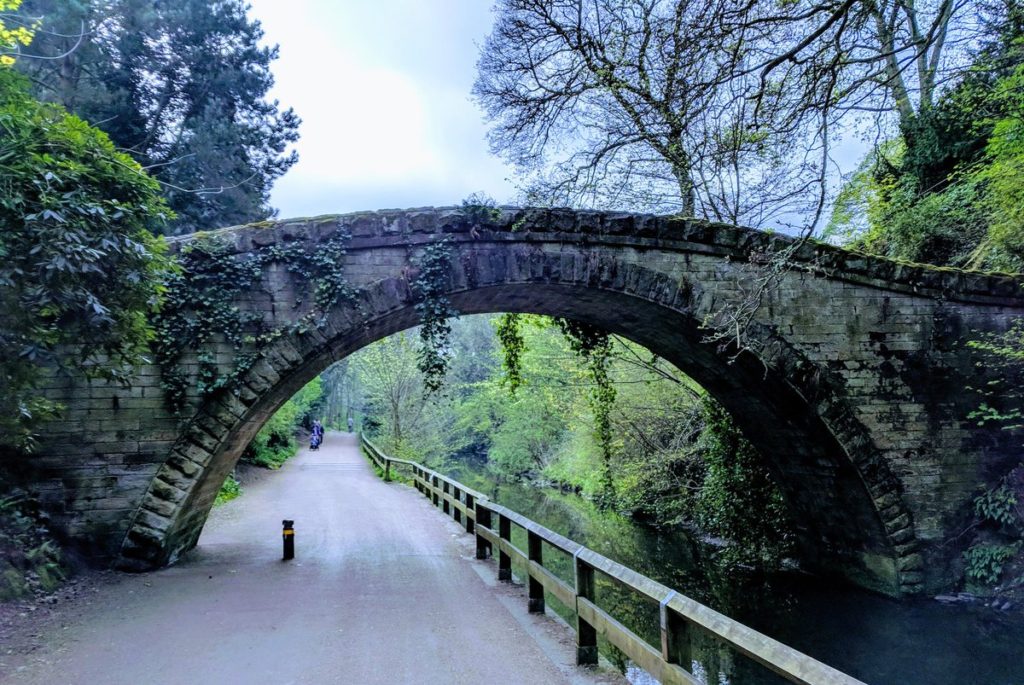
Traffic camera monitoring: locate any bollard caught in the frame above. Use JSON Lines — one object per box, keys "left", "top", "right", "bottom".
{"left": 282, "top": 519, "right": 295, "bottom": 560}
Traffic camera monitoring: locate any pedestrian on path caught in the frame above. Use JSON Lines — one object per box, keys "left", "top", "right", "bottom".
{"left": 311, "top": 419, "right": 324, "bottom": 449}
{"left": 347, "top": 416, "right": 354, "bottom": 433}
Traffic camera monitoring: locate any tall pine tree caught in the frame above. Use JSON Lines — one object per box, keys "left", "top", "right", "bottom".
{"left": 18, "top": 0, "right": 299, "bottom": 234}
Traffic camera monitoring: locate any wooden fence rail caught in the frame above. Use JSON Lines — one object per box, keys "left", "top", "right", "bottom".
{"left": 360, "top": 434, "right": 866, "bottom": 685}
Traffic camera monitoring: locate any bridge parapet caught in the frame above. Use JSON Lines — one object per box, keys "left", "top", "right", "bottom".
{"left": 181, "top": 207, "right": 1024, "bottom": 305}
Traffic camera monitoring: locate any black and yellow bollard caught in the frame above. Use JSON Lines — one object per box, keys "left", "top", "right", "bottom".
{"left": 282, "top": 519, "right": 295, "bottom": 560}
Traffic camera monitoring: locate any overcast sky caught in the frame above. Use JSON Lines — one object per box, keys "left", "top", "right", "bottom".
{"left": 246, "top": 0, "right": 516, "bottom": 220}
{"left": 245, "top": 1, "right": 868, "bottom": 229}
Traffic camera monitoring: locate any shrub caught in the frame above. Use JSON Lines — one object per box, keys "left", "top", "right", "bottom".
{"left": 0, "top": 68, "right": 170, "bottom": 450}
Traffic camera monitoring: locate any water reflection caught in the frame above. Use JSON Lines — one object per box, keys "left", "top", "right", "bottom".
{"left": 443, "top": 466, "right": 1024, "bottom": 685}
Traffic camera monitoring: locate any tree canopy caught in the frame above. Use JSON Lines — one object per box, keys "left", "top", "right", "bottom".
{"left": 17, "top": 0, "right": 299, "bottom": 234}
{"left": 474, "top": 0, "right": 1008, "bottom": 229}
{"left": 827, "top": 6, "right": 1024, "bottom": 269}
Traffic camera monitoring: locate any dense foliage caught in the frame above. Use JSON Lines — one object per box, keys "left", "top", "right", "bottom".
{"left": 17, "top": 0, "right": 299, "bottom": 234}
{"left": 694, "top": 399, "right": 794, "bottom": 567}
{"left": 827, "top": 9, "right": 1024, "bottom": 270}
{"left": 346, "top": 315, "right": 794, "bottom": 570}
{"left": 474, "top": 0, "right": 1000, "bottom": 228}
{"left": 555, "top": 318, "right": 617, "bottom": 507}
{"left": 0, "top": 68, "right": 169, "bottom": 449}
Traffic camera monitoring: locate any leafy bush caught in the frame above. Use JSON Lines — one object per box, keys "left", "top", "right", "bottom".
{"left": 0, "top": 492, "right": 66, "bottom": 600}
{"left": 960, "top": 467, "right": 1023, "bottom": 588}
{"left": 214, "top": 473, "right": 241, "bottom": 506}
{"left": 964, "top": 542, "right": 1021, "bottom": 585}
{"left": 976, "top": 483, "right": 1020, "bottom": 529}
{"left": 0, "top": 68, "right": 170, "bottom": 449}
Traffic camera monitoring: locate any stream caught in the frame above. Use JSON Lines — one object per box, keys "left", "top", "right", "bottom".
{"left": 441, "top": 467, "right": 1024, "bottom": 685}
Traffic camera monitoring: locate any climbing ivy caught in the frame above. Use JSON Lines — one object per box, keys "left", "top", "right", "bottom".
{"left": 155, "top": 227, "right": 355, "bottom": 415}
{"left": 406, "top": 193, "right": 502, "bottom": 394}
{"left": 556, "top": 318, "right": 617, "bottom": 508}
{"left": 307, "top": 232, "right": 359, "bottom": 319}
{"left": 495, "top": 313, "right": 526, "bottom": 394}
{"left": 411, "top": 237, "right": 457, "bottom": 393}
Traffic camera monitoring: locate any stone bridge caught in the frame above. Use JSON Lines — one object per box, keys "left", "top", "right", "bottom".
{"left": 24, "top": 207, "right": 1024, "bottom": 597}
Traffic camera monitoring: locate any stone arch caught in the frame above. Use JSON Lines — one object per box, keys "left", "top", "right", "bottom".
{"left": 118, "top": 246, "right": 920, "bottom": 596}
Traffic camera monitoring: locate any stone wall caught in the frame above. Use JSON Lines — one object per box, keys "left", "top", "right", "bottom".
{"left": 23, "top": 208, "right": 1024, "bottom": 597}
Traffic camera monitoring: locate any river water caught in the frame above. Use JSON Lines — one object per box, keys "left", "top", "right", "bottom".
{"left": 442, "top": 468, "right": 1024, "bottom": 685}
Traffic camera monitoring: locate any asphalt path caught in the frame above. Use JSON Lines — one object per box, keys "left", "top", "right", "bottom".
{"left": 2, "top": 432, "right": 623, "bottom": 685}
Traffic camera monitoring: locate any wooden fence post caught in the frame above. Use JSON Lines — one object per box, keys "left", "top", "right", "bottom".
{"left": 574, "top": 553, "right": 598, "bottom": 665}
{"left": 464, "top": 493, "right": 475, "bottom": 534}
{"left": 527, "top": 531, "right": 544, "bottom": 614}
{"left": 475, "top": 503, "right": 492, "bottom": 560}
{"left": 498, "top": 514, "right": 512, "bottom": 582}
{"left": 660, "top": 592, "right": 691, "bottom": 669}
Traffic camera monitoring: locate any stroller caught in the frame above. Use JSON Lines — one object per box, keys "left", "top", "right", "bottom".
{"left": 310, "top": 431, "right": 321, "bottom": 451}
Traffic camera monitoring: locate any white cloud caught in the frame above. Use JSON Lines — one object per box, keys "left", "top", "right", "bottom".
{"left": 246, "top": 0, "right": 515, "bottom": 218}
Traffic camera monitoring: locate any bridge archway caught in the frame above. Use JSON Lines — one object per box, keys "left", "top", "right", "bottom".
{"left": 118, "top": 232, "right": 919, "bottom": 596}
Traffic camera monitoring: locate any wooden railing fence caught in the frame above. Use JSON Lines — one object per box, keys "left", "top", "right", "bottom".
{"left": 360, "top": 434, "right": 866, "bottom": 685}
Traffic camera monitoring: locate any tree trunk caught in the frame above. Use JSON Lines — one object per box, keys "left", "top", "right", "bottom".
{"left": 673, "top": 162, "right": 696, "bottom": 216}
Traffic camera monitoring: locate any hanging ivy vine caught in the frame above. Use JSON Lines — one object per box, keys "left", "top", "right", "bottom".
{"left": 556, "top": 317, "right": 618, "bottom": 509}
{"left": 493, "top": 311, "right": 619, "bottom": 506}
{"left": 495, "top": 313, "right": 526, "bottom": 393}
{"left": 155, "top": 227, "right": 355, "bottom": 416}
{"left": 411, "top": 236, "right": 458, "bottom": 393}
